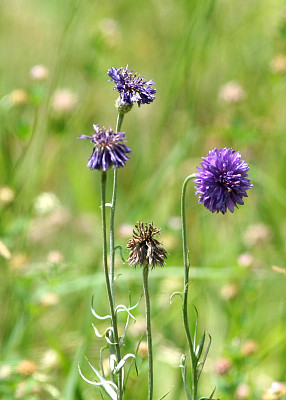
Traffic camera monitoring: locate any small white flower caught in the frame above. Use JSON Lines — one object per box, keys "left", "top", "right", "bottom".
{"left": 51, "top": 89, "right": 78, "bottom": 113}
{"left": 34, "top": 192, "right": 61, "bottom": 216}
{"left": 30, "top": 64, "right": 49, "bottom": 81}
{"left": 219, "top": 81, "right": 246, "bottom": 104}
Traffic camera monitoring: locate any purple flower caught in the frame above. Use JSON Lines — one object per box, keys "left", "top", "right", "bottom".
{"left": 78, "top": 125, "right": 132, "bottom": 171}
{"left": 108, "top": 65, "right": 156, "bottom": 107}
{"left": 194, "top": 148, "right": 253, "bottom": 214}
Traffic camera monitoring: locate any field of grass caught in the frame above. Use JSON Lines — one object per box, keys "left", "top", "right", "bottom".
{"left": 1, "top": 0, "right": 286, "bottom": 399}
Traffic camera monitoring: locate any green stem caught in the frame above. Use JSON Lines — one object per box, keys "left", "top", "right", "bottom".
{"left": 142, "top": 265, "right": 153, "bottom": 400}
{"left": 101, "top": 172, "right": 123, "bottom": 400}
{"left": 181, "top": 174, "right": 197, "bottom": 400}
{"left": 109, "top": 112, "right": 125, "bottom": 300}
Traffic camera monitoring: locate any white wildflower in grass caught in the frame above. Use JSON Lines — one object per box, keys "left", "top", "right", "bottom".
{"left": 219, "top": 81, "right": 246, "bottom": 104}
{"left": 262, "top": 382, "right": 286, "bottom": 400}
{"left": 0, "top": 365, "right": 13, "bottom": 379}
{"left": 30, "top": 64, "right": 49, "bottom": 81}
{"left": 220, "top": 282, "right": 239, "bottom": 301}
{"left": 33, "top": 192, "right": 61, "bottom": 216}
{"left": 243, "top": 223, "right": 271, "bottom": 247}
{"left": 237, "top": 252, "right": 254, "bottom": 268}
{"left": 214, "top": 358, "right": 232, "bottom": 375}
{"left": 47, "top": 250, "right": 64, "bottom": 264}
{"left": 0, "top": 186, "right": 15, "bottom": 205}
{"left": 270, "top": 54, "right": 286, "bottom": 74}
{"left": 241, "top": 339, "right": 258, "bottom": 356}
{"left": 235, "top": 383, "right": 250, "bottom": 399}
{"left": 117, "top": 223, "right": 134, "bottom": 238}
{"left": 98, "top": 18, "right": 120, "bottom": 47}
{"left": 40, "top": 292, "right": 60, "bottom": 307}
{"left": 51, "top": 88, "right": 78, "bottom": 114}
{"left": 41, "top": 350, "right": 60, "bottom": 370}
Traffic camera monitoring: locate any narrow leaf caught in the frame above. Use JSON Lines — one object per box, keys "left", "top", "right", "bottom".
{"left": 124, "top": 335, "right": 143, "bottom": 390}
{"left": 197, "top": 333, "right": 212, "bottom": 381}
{"left": 78, "top": 360, "right": 117, "bottom": 400}
{"left": 115, "top": 304, "right": 136, "bottom": 320}
{"left": 169, "top": 291, "right": 183, "bottom": 303}
{"left": 91, "top": 295, "right": 111, "bottom": 320}
{"left": 114, "top": 245, "right": 125, "bottom": 263}
{"left": 193, "top": 305, "right": 199, "bottom": 349}
{"left": 115, "top": 295, "right": 142, "bottom": 315}
{"left": 105, "top": 327, "right": 117, "bottom": 345}
{"left": 200, "top": 386, "right": 217, "bottom": 400}
{"left": 195, "top": 332, "right": 206, "bottom": 360}
{"left": 158, "top": 386, "right": 174, "bottom": 399}
{"left": 92, "top": 324, "right": 105, "bottom": 338}
{"left": 120, "top": 312, "right": 130, "bottom": 346}
{"left": 100, "top": 346, "right": 109, "bottom": 378}
{"left": 179, "top": 355, "right": 192, "bottom": 400}
{"left": 110, "top": 354, "right": 116, "bottom": 373}
{"left": 113, "top": 353, "right": 136, "bottom": 374}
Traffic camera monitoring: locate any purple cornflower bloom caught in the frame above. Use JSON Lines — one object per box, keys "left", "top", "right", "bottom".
{"left": 108, "top": 65, "right": 156, "bottom": 107}
{"left": 78, "top": 124, "right": 132, "bottom": 171}
{"left": 194, "top": 148, "right": 253, "bottom": 214}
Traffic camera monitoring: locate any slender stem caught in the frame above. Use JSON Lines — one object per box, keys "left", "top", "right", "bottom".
{"left": 109, "top": 112, "right": 125, "bottom": 300}
{"left": 101, "top": 172, "right": 123, "bottom": 400}
{"left": 181, "top": 174, "right": 197, "bottom": 400}
{"left": 142, "top": 265, "right": 153, "bottom": 400}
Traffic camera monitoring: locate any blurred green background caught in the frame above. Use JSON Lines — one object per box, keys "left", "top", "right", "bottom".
{"left": 1, "top": 0, "right": 286, "bottom": 399}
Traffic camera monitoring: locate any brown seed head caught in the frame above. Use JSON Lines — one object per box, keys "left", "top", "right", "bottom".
{"left": 126, "top": 222, "right": 167, "bottom": 269}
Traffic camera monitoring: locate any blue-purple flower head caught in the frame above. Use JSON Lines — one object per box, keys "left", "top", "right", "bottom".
{"left": 108, "top": 65, "right": 156, "bottom": 108}
{"left": 194, "top": 148, "right": 253, "bottom": 214}
{"left": 78, "top": 124, "right": 132, "bottom": 171}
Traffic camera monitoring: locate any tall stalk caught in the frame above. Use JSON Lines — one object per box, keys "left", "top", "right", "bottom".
{"left": 101, "top": 171, "right": 123, "bottom": 400}
{"left": 181, "top": 174, "right": 197, "bottom": 400}
{"left": 142, "top": 265, "right": 153, "bottom": 400}
{"left": 109, "top": 112, "right": 125, "bottom": 300}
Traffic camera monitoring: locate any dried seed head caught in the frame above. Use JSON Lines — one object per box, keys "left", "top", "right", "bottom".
{"left": 126, "top": 222, "right": 167, "bottom": 269}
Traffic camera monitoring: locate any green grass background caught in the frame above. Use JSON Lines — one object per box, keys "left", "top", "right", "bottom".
{"left": 1, "top": 0, "right": 286, "bottom": 399}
